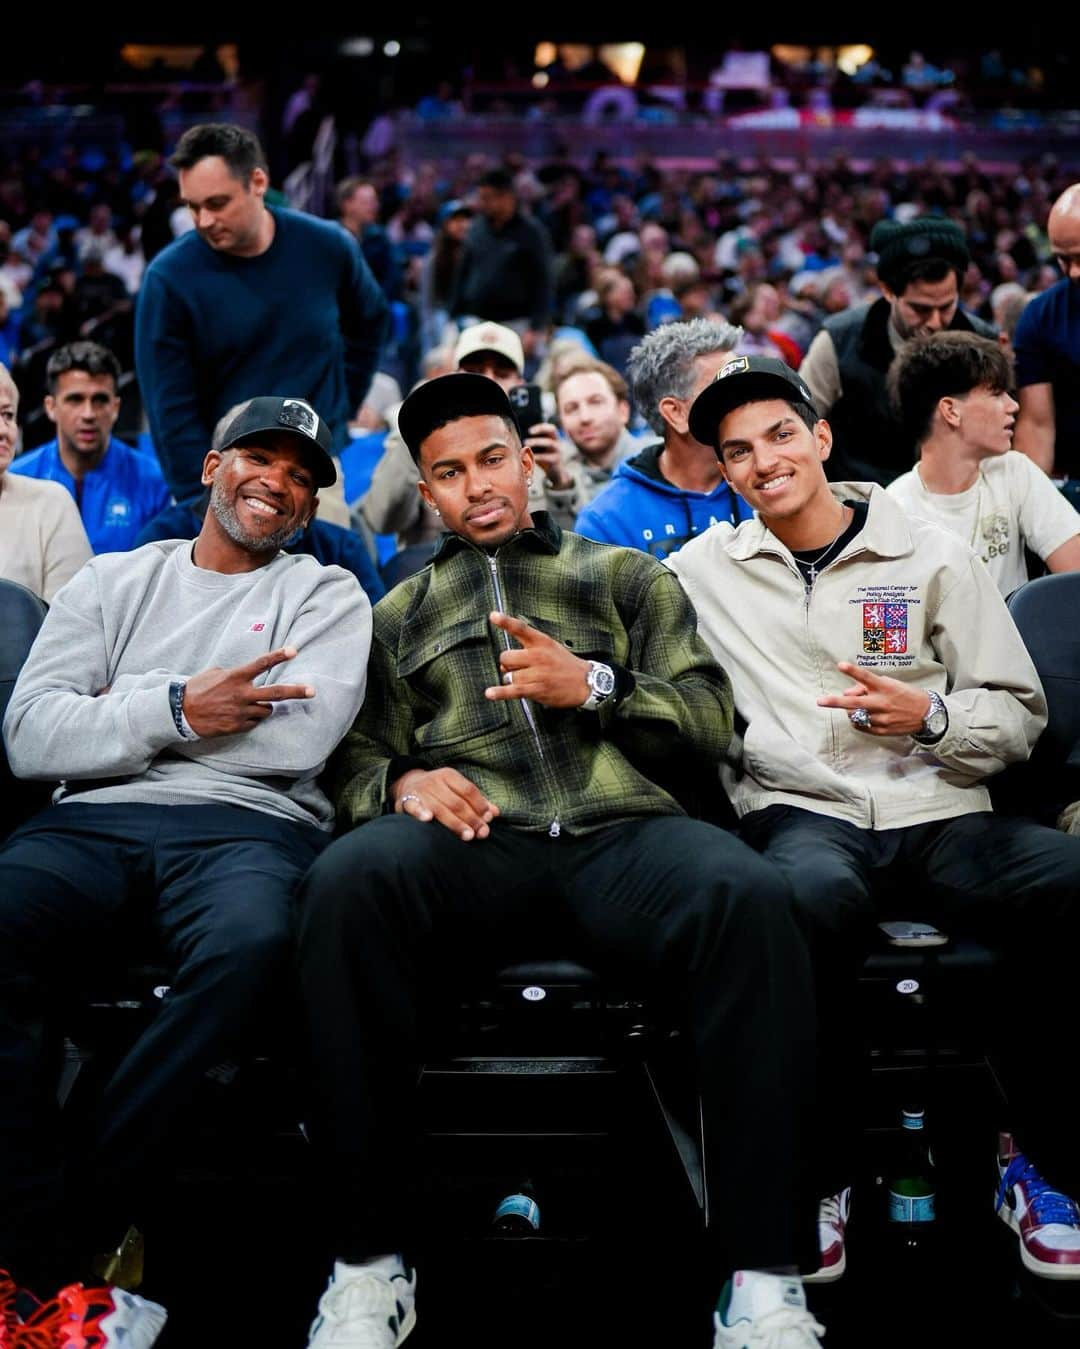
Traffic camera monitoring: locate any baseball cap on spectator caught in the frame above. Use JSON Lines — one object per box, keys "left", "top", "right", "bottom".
{"left": 688, "top": 355, "right": 819, "bottom": 451}
{"left": 398, "top": 371, "right": 515, "bottom": 462}
{"left": 870, "top": 218, "right": 970, "bottom": 292}
{"left": 453, "top": 321, "right": 525, "bottom": 375}
{"left": 212, "top": 396, "right": 337, "bottom": 487}
{"left": 438, "top": 199, "right": 473, "bottom": 224}
{"left": 789, "top": 270, "right": 823, "bottom": 300}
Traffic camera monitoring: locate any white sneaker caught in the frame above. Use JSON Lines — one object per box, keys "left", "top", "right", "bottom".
{"left": 803, "top": 1188, "right": 850, "bottom": 1284}
{"left": 307, "top": 1258, "right": 417, "bottom": 1348}
{"left": 714, "top": 1270, "right": 825, "bottom": 1348}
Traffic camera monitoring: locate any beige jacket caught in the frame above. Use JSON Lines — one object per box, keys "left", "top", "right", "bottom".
{"left": 666, "top": 483, "right": 1047, "bottom": 830}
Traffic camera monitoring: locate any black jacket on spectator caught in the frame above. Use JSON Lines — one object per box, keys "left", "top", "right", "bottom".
{"left": 824, "top": 297, "right": 996, "bottom": 485}
{"left": 450, "top": 211, "right": 553, "bottom": 330}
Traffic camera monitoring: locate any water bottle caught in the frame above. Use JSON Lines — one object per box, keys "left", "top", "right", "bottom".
{"left": 887, "top": 1106, "right": 936, "bottom": 1249}
{"left": 491, "top": 1179, "right": 541, "bottom": 1237}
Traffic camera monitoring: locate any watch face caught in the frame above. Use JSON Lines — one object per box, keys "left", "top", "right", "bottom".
{"left": 927, "top": 709, "right": 948, "bottom": 735}
{"left": 591, "top": 664, "right": 616, "bottom": 696}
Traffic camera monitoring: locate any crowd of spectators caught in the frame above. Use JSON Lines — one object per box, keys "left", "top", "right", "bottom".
{"left": 4, "top": 93, "right": 1080, "bottom": 1348}
{"left": 0, "top": 139, "right": 1071, "bottom": 410}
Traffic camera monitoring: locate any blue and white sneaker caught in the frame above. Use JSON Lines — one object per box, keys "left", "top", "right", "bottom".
{"left": 307, "top": 1256, "right": 416, "bottom": 1347}
{"left": 714, "top": 1270, "right": 825, "bottom": 1348}
{"left": 996, "top": 1131, "right": 1080, "bottom": 1279}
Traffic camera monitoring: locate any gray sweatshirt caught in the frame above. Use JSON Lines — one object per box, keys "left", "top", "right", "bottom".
{"left": 3, "top": 540, "right": 372, "bottom": 829}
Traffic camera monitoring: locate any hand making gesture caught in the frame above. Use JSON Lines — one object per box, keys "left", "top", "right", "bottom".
{"left": 183, "top": 647, "right": 315, "bottom": 736}
{"left": 816, "top": 661, "right": 932, "bottom": 737}
{"left": 484, "top": 611, "right": 591, "bottom": 708}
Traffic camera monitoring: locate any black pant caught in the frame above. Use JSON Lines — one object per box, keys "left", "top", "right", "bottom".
{"left": 296, "top": 813, "right": 818, "bottom": 1277}
{"left": 740, "top": 804, "right": 1080, "bottom": 1196}
{"left": 0, "top": 801, "right": 325, "bottom": 1288}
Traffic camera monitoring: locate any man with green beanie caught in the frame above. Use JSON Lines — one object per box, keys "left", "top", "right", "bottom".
{"left": 799, "top": 217, "right": 996, "bottom": 484}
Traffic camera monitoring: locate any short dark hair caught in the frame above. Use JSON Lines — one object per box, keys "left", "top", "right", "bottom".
{"left": 786, "top": 399, "right": 818, "bottom": 433}
{"left": 169, "top": 123, "right": 268, "bottom": 181}
{"left": 45, "top": 341, "right": 121, "bottom": 395}
{"left": 885, "top": 255, "right": 960, "bottom": 295}
{"left": 888, "top": 331, "right": 1013, "bottom": 448}
{"left": 412, "top": 411, "right": 519, "bottom": 463}
{"left": 477, "top": 168, "right": 514, "bottom": 194}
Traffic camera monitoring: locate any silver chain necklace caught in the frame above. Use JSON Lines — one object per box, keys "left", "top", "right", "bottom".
{"left": 800, "top": 513, "right": 850, "bottom": 586}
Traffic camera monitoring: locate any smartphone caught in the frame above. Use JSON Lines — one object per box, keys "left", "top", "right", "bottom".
{"left": 507, "top": 383, "right": 544, "bottom": 440}
{"left": 877, "top": 920, "right": 949, "bottom": 948}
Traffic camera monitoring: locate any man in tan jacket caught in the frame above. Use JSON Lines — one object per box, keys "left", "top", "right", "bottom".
{"left": 668, "top": 354, "right": 1080, "bottom": 1289}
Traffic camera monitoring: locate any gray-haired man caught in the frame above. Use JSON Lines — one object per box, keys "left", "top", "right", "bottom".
{"left": 574, "top": 317, "right": 753, "bottom": 556}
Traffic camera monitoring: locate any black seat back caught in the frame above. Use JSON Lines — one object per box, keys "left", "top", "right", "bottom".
{"left": 0, "top": 579, "right": 50, "bottom": 836}
{"left": 997, "top": 573, "right": 1080, "bottom": 822}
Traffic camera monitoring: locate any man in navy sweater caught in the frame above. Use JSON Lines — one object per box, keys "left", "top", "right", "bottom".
{"left": 135, "top": 123, "right": 388, "bottom": 521}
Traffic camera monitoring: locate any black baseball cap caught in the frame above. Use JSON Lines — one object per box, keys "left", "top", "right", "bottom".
{"left": 688, "top": 355, "right": 820, "bottom": 451}
{"left": 212, "top": 396, "right": 336, "bottom": 488}
{"left": 398, "top": 372, "right": 516, "bottom": 462}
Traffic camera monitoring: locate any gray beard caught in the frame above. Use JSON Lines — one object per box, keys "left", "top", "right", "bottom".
{"left": 210, "top": 479, "right": 298, "bottom": 553}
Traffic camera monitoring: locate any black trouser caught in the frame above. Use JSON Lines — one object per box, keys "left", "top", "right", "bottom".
{"left": 0, "top": 801, "right": 325, "bottom": 1290}
{"left": 740, "top": 804, "right": 1080, "bottom": 1197}
{"left": 296, "top": 813, "right": 818, "bottom": 1278}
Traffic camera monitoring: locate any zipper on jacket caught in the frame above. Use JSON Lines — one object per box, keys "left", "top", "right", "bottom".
{"left": 487, "top": 553, "right": 561, "bottom": 839}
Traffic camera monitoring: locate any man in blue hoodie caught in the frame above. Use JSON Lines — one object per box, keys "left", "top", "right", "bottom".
{"left": 574, "top": 318, "right": 754, "bottom": 557}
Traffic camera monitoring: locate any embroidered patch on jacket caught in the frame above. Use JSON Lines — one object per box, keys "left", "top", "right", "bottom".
{"left": 863, "top": 601, "right": 907, "bottom": 654}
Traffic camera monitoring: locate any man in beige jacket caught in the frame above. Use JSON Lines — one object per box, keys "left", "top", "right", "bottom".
{"left": 668, "top": 354, "right": 1080, "bottom": 1289}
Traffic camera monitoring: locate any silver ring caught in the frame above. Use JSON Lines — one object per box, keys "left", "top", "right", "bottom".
{"left": 849, "top": 708, "right": 872, "bottom": 730}
{"left": 399, "top": 792, "right": 422, "bottom": 808}
{"left": 502, "top": 671, "right": 514, "bottom": 684}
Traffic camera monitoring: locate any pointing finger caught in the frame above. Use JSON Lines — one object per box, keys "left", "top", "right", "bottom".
{"left": 253, "top": 682, "right": 315, "bottom": 703}
{"left": 489, "top": 612, "right": 538, "bottom": 643}
{"left": 837, "top": 661, "right": 878, "bottom": 687}
{"left": 239, "top": 646, "right": 298, "bottom": 678}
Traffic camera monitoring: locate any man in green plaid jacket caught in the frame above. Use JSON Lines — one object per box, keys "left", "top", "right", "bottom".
{"left": 296, "top": 374, "right": 826, "bottom": 1349}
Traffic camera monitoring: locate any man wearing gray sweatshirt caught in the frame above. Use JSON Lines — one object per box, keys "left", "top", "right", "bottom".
{"left": 0, "top": 396, "right": 371, "bottom": 1344}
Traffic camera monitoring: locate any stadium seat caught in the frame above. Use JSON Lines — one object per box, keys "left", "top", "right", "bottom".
{"left": 997, "top": 572, "right": 1080, "bottom": 825}
{"left": 0, "top": 579, "right": 50, "bottom": 838}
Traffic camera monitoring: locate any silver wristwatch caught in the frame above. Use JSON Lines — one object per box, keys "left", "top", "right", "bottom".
{"left": 913, "top": 689, "right": 948, "bottom": 744}
{"left": 580, "top": 660, "right": 616, "bottom": 711}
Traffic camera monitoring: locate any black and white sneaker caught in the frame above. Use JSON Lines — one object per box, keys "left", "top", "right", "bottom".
{"left": 307, "top": 1257, "right": 416, "bottom": 1348}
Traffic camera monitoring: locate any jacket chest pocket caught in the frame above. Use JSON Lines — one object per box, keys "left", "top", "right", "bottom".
{"left": 396, "top": 616, "right": 510, "bottom": 749}
{"left": 521, "top": 616, "right": 620, "bottom": 666}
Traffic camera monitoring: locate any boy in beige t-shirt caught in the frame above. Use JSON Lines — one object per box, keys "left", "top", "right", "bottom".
{"left": 0, "top": 364, "right": 91, "bottom": 600}
{"left": 887, "top": 331, "right": 1080, "bottom": 596}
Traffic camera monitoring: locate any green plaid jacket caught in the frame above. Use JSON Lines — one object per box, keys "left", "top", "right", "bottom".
{"left": 332, "top": 517, "right": 734, "bottom": 834}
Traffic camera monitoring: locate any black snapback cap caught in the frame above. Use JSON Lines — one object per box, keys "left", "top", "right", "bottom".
{"left": 397, "top": 372, "right": 516, "bottom": 461}
{"left": 212, "top": 396, "right": 336, "bottom": 487}
{"left": 688, "top": 355, "right": 819, "bottom": 451}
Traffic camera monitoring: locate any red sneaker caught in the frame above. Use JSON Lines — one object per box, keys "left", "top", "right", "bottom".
{"left": 804, "top": 1187, "right": 851, "bottom": 1284}
{"left": 0, "top": 1271, "right": 16, "bottom": 1348}
{"left": 16, "top": 1283, "right": 166, "bottom": 1348}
